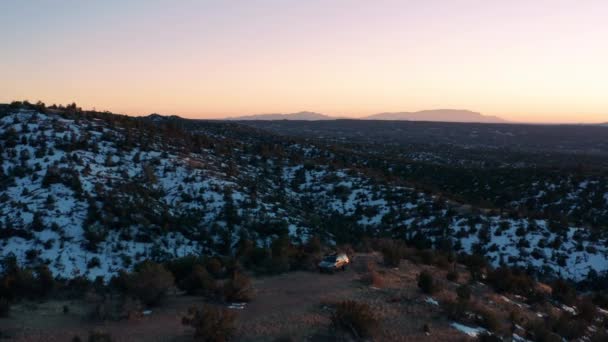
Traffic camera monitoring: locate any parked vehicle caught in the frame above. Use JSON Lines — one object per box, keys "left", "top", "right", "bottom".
{"left": 318, "top": 253, "right": 349, "bottom": 273}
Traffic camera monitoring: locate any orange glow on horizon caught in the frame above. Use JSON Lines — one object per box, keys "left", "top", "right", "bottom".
{"left": 1, "top": 1, "right": 606, "bottom": 124}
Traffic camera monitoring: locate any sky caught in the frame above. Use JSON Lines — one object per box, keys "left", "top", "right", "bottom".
{"left": 1, "top": 0, "right": 607, "bottom": 123}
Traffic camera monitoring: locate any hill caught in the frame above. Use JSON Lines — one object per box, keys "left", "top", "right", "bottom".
{"left": 364, "top": 109, "right": 507, "bottom": 123}
{"left": 0, "top": 102, "right": 606, "bottom": 283}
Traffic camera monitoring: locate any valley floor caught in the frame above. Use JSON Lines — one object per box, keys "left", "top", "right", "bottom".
{"left": 1, "top": 254, "right": 466, "bottom": 341}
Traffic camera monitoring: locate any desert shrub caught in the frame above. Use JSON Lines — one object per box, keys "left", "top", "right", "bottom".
{"left": 331, "top": 300, "right": 378, "bottom": 339}
{"left": 590, "top": 329, "right": 608, "bottom": 342}
{"left": 442, "top": 298, "right": 467, "bottom": 320}
{"left": 165, "top": 255, "right": 204, "bottom": 283}
{"left": 487, "top": 267, "right": 535, "bottom": 297}
{"left": 553, "top": 314, "right": 587, "bottom": 340}
{"left": 0, "top": 266, "right": 34, "bottom": 299}
{"left": 460, "top": 253, "right": 488, "bottom": 281}
{"left": 34, "top": 264, "right": 55, "bottom": 297}
{"left": 551, "top": 279, "right": 577, "bottom": 305}
{"left": 475, "top": 308, "right": 501, "bottom": 332}
{"left": 477, "top": 333, "right": 501, "bottom": 342}
{"left": 456, "top": 284, "right": 471, "bottom": 303}
{"left": 222, "top": 257, "right": 242, "bottom": 277}
{"left": 288, "top": 248, "right": 318, "bottom": 271}
{"left": 305, "top": 235, "right": 323, "bottom": 254}
{"left": 118, "top": 297, "right": 143, "bottom": 321}
{"left": 432, "top": 254, "right": 451, "bottom": 270}
{"left": 382, "top": 242, "right": 404, "bottom": 267}
{"left": 88, "top": 293, "right": 114, "bottom": 321}
{"left": 206, "top": 258, "right": 224, "bottom": 278}
{"left": 592, "top": 291, "right": 608, "bottom": 309}
{"left": 87, "top": 330, "right": 112, "bottom": 342}
{"left": 417, "top": 250, "right": 435, "bottom": 265}
{"left": 179, "top": 265, "right": 217, "bottom": 296}
{"left": 526, "top": 321, "right": 562, "bottom": 342}
{"left": 264, "top": 255, "right": 290, "bottom": 275}
{"left": 418, "top": 271, "right": 438, "bottom": 295}
{"left": 87, "top": 257, "right": 101, "bottom": 269}
{"left": 222, "top": 272, "right": 254, "bottom": 302}
{"left": 0, "top": 297, "right": 10, "bottom": 317}
{"left": 446, "top": 270, "right": 459, "bottom": 282}
{"left": 64, "top": 276, "right": 93, "bottom": 298}
{"left": 576, "top": 297, "right": 597, "bottom": 322}
{"left": 508, "top": 308, "right": 526, "bottom": 328}
{"left": 126, "top": 261, "right": 174, "bottom": 306}
{"left": 109, "top": 270, "right": 129, "bottom": 293}
{"left": 182, "top": 305, "right": 236, "bottom": 342}
{"left": 0, "top": 261, "right": 54, "bottom": 300}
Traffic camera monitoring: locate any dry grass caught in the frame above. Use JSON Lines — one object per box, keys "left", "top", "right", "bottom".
{"left": 361, "top": 261, "right": 384, "bottom": 288}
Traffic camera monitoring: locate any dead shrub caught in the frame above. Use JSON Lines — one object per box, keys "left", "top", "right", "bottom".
{"left": 361, "top": 262, "right": 383, "bottom": 288}
{"left": 331, "top": 300, "right": 378, "bottom": 339}
{"left": 222, "top": 272, "right": 254, "bottom": 302}
{"left": 182, "top": 305, "right": 236, "bottom": 342}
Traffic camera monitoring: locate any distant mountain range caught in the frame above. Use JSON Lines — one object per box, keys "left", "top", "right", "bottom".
{"left": 226, "top": 111, "right": 335, "bottom": 121}
{"left": 226, "top": 109, "right": 507, "bottom": 123}
{"left": 363, "top": 110, "right": 507, "bottom": 123}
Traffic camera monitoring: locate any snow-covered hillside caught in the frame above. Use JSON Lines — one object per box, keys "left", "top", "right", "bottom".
{"left": 1, "top": 108, "right": 607, "bottom": 282}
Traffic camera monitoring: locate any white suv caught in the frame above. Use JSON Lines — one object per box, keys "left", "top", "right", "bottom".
{"left": 318, "top": 253, "right": 350, "bottom": 273}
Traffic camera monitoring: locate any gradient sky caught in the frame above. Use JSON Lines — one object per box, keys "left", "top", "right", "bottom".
{"left": 1, "top": 0, "right": 607, "bottom": 123}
